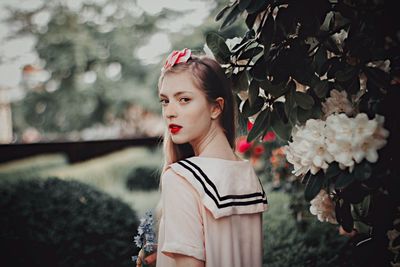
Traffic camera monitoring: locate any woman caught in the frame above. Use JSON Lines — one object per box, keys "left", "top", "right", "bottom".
{"left": 155, "top": 48, "right": 268, "bottom": 267}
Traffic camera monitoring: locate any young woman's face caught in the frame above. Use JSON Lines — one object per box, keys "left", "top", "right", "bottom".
{"left": 159, "top": 71, "right": 216, "bottom": 145}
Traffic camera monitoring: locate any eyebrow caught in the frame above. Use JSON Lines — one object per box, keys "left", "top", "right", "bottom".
{"left": 158, "top": 91, "right": 193, "bottom": 98}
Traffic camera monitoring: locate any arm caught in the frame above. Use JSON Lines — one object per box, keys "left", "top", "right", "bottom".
{"left": 161, "top": 170, "right": 206, "bottom": 263}
{"left": 174, "top": 254, "right": 205, "bottom": 267}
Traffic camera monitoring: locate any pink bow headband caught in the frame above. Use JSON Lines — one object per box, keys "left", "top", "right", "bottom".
{"left": 161, "top": 48, "right": 192, "bottom": 73}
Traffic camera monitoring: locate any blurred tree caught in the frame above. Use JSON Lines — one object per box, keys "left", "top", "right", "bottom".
{"left": 6, "top": 0, "right": 174, "bottom": 136}
{"left": 6, "top": 0, "right": 246, "bottom": 140}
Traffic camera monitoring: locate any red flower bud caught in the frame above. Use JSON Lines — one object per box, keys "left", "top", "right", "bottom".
{"left": 247, "top": 121, "right": 254, "bottom": 131}
{"left": 236, "top": 136, "right": 252, "bottom": 153}
{"left": 263, "top": 131, "right": 276, "bottom": 142}
{"left": 253, "top": 144, "right": 265, "bottom": 156}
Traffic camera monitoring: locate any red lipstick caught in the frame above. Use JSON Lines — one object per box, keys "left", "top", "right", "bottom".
{"left": 169, "top": 124, "right": 182, "bottom": 134}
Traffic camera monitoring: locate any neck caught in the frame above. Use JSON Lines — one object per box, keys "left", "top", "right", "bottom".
{"left": 190, "top": 122, "right": 237, "bottom": 161}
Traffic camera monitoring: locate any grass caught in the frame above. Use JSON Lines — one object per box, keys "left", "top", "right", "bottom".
{"left": 0, "top": 153, "right": 68, "bottom": 180}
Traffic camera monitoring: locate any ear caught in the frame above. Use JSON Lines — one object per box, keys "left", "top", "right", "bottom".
{"left": 211, "top": 97, "right": 224, "bottom": 120}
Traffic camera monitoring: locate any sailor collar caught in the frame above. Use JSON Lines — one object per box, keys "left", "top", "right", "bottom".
{"left": 168, "top": 156, "right": 268, "bottom": 219}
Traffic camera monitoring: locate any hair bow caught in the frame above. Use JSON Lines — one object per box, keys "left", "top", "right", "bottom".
{"left": 161, "top": 48, "right": 192, "bottom": 72}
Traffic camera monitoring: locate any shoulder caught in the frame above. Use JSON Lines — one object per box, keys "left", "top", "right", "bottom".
{"left": 161, "top": 167, "right": 183, "bottom": 186}
{"left": 161, "top": 167, "right": 197, "bottom": 193}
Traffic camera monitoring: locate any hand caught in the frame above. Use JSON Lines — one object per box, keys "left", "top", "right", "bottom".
{"left": 136, "top": 249, "right": 144, "bottom": 267}
{"left": 144, "top": 251, "right": 157, "bottom": 266}
{"left": 136, "top": 246, "right": 157, "bottom": 267}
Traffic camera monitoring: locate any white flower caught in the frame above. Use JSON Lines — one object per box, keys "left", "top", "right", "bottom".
{"left": 322, "top": 89, "right": 354, "bottom": 118}
{"left": 332, "top": 29, "right": 348, "bottom": 45}
{"left": 287, "top": 112, "right": 389, "bottom": 175}
{"left": 367, "top": 59, "right": 391, "bottom": 73}
{"left": 285, "top": 119, "right": 333, "bottom": 176}
{"left": 352, "top": 114, "right": 389, "bottom": 163}
{"left": 309, "top": 189, "right": 338, "bottom": 224}
{"left": 324, "top": 113, "right": 389, "bottom": 170}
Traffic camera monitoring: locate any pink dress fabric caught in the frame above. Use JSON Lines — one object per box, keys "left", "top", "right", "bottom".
{"left": 156, "top": 156, "right": 268, "bottom": 267}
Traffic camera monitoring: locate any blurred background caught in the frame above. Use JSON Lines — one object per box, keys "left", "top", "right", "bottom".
{"left": 0, "top": 1, "right": 353, "bottom": 266}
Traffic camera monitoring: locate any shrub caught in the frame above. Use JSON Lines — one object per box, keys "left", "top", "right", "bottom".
{"left": 126, "top": 166, "right": 160, "bottom": 191}
{"left": 0, "top": 177, "right": 140, "bottom": 267}
{"left": 263, "top": 191, "right": 356, "bottom": 267}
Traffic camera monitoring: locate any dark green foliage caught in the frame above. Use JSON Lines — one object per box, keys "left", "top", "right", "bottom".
{"left": 126, "top": 166, "right": 159, "bottom": 191}
{"left": 263, "top": 192, "right": 357, "bottom": 267}
{"left": 214, "top": 0, "right": 400, "bottom": 265}
{"left": 0, "top": 177, "right": 139, "bottom": 267}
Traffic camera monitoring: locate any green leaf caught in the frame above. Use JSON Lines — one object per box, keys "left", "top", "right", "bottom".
{"left": 354, "top": 161, "right": 372, "bottom": 181}
{"left": 352, "top": 195, "right": 371, "bottom": 220}
{"left": 238, "top": 0, "right": 251, "bottom": 11}
{"left": 247, "top": 109, "right": 270, "bottom": 142}
{"left": 260, "top": 80, "right": 288, "bottom": 98}
{"left": 249, "top": 56, "right": 267, "bottom": 81}
{"left": 294, "top": 92, "right": 315, "bottom": 110}
{"left": 220, "top": 3, "right": 241, "bottom": 30}
{"left": 364, "top": 66, "right": 390, "bottom": 89}
{"left": 248, "top": 79, "right": 259, "bottom": 107}
{"left": 245, "top": 12, "right": 258, "bottom": 29}
{"left": 304, "top": 171, "right": 326, "bottom": 202}
{"left": 311, "top": 104, "right": 323, "bottom": 120}
{"left": 284, "top": 82, "right": 296, "bottom": 119}
{"left": 313, "top": 80, "right": 329, "bottom": 98}
{"left": 335, "top": 171, "right": 355, "bottom": 190}
{"left": 271, "top": 107, "right": 291, "bottom": 141}
{"left": 206, "top": 32, "right": 231, "bottom": 64}
{"left": 313, "top": 47, "right": 327, "bottom": 76}
{"left": 260, "top": 13, "right": 275, "bottom": 56}
{"left": 238, "top": 46, "right": 263, "bottom": 60}
{"left": 336, "top": 200, "right": 354, "bottom": 233}
{"left": 246, "top": 0, "right": 267, "bottom": 14}
{"left": 296, "top": 107, "right": 313, "bottom": 124}
{"left": 242, "top": 97, "right": 264, "bottom": 117}
{"left": 325, "top": 162, "right": 341, "bottom": 179}
{"left": 215, "top": 5, "right": 231, "bottom": 22}
{"left": 232, "top": 71, "right": 249, "bottom": 93}
{"left": 335, "top": 66, "right": 357, "bottom": 82}
{"left": 324, "top": 36, "right": 341, "bottom": 54}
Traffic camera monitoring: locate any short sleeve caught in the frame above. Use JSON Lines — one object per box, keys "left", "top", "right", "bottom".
{"left": 161, "top": 169, "right": 205, "bottom": 261}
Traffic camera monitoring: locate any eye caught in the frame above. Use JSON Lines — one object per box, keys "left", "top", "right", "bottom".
{"left": 180, "top": 97, "right": 191, "bottom": 103}
{"left": 159, "top": 99, "right": 168, "bottom": 106}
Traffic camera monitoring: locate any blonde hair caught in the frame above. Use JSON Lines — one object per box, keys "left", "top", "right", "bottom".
{"left": 155, "top": 54, "right": 237, "bottom": 231}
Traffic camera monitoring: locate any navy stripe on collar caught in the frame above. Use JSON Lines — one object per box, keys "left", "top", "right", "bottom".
{"left": 176, "top": 159, "right": 268, "bottom": 209}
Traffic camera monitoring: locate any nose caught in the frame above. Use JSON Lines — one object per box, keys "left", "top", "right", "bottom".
{"left": 163, "top": 102, "right": 178, "bottom": 119}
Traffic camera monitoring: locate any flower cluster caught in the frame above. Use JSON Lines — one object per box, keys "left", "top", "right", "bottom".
{"left": 161, "top": 48, "right": 191, "bottom": 73}
{"left": 269, "top": 147, "right": 291, "bottom": 188}
{"left": 236, "top": 121, "right": 276, "bottom": 158}
{"left": 285, "top": 113, "right": 389, "bottom": 176}
{"left": 132, "top": 211, "right": 157, "bottom": 266}
{"left": 236, "top": 135, "right": 265, "bottom": 156}
{"left": 309, "top": 189, "right": 338, "bottom": 224}
{"left": 285, "top": 118, "right": 333, "bottom": 176}
{"left": 322, "top": 89, "right": 354, "bottom": 118}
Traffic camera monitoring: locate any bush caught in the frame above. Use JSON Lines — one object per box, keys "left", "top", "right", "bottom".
{"left": 0, "top": 177, "right": 140, "bottom": 267}
{"left": 263, "top": 191, "right": 356, "bottom": 267}
{"left": 126, "top": 166, "right": 160, "bottom": 191}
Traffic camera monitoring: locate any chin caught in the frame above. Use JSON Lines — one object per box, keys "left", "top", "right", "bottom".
{"left": 170, "top": 136, "right": 188, "bottom": 145}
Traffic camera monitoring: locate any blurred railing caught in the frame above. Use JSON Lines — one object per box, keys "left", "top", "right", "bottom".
{"left": 0, "top": 137, "right": 162, "bottom": 164}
